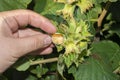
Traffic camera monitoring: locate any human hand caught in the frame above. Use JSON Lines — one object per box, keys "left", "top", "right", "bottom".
{"left": 0, "top": 10, "right": 56, "bottom": 73}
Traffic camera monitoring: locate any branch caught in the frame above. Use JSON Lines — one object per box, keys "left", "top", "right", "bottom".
{"left": 98, "top": 2, "right": 111, "bottom": 27}
{"left": 30, "top": 57, "right": 58, "bottom": 65}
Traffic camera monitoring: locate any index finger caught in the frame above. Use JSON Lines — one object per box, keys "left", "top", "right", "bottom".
{"left": 0, "top": 9, "right": 56, "bottom": 34}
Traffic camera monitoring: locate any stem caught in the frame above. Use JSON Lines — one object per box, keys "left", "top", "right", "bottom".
{"left": 30, "top": 57, "right": 58, "bottom": 65}
{"left": 98, "top": 2, "right": 111, "bottom": 27}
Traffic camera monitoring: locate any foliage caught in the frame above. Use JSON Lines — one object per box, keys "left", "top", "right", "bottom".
{"left": 0, "top": 0, "right": 120, "bottom": 80}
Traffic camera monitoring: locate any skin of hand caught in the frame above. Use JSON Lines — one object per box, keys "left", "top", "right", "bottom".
{"left": 0, "top": 10, "right": 56, "bottom": 73}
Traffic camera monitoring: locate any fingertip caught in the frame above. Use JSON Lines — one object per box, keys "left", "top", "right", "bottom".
{"left": 48, "top": 27, "right": 57, "bottom": 34}
{"left": 52, "top": 26, "right": 57, "bottom": 34}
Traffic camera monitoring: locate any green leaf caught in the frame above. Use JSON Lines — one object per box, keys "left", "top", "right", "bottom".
{"left": 113, "top": 65, "right": 120, "bottom": 74}
{"left": 0, "top": 0, "right": 32, "bottom": 11}
{"left": 109, "top": 0, "right": 118, "bottom": 2}
{"left": 0, "top": 75, "right": 8, "bottom": 80}
{"left": 30, "top": 65, "right": 48, "bottom": 78}
{"left": 91, "top": 40, "right": 120, "bottom": 70}
{"left": 13, "top": 58, "right": 30, "bottom": 71}
{"left": 68, "top": 40, "right": 120, "bottom": 80}
{"left": 43, "top": 75, "right": 59, "bottom": 80}
{"left": 64, "top": 53, "right": 78, "bottom": 68}
{"left": 87, "top": 4, "right": 102, "bottom": 19}
{"left": 34, "top": 0, "right": 64, "bottom": 15}
{"left": 94, "top": 0, "right": 117, "bottom": 4}
{"left": 110, "top": 23, "right": 120, "bottom": 38}
{"left": 25, "top": 75, "right": 37, "bottom": 80}
{"left": 69, "top": 57, "right": 119, "bottom": 80}
{"left": 34, "top": 0, "right": 65, "bottom": 28}
{"left": 57, "top": 55, "right": 66, "bottom": 80}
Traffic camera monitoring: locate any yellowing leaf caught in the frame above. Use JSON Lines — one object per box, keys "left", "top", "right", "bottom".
{"left": 57, "top": 4, "right": 75, "bottom": 18}
{"left": 54, "top": 0, "right": 77, "bottom": 4}
{"left": 77, "top": 0, "right": 93, "bottom": 13}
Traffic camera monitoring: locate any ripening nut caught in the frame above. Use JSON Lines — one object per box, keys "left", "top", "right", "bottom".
{"left": 52, "top": 33, "right": 64, "bottom": 45}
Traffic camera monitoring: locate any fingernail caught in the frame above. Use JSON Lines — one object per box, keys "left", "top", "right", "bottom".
{"left": 44, "top": 36, "right": 52, "bottom": 47}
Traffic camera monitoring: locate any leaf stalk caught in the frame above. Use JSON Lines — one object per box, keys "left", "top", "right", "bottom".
{"left": 98, "top": 1, "right": 111, "bottom": 27}
{"left": 30, "top": 57, "right": 58, "bottom": 65}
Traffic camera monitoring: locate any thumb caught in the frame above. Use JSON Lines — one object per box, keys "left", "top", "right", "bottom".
{"left": 15, "top": 34, "right": 52, "bottom": 57}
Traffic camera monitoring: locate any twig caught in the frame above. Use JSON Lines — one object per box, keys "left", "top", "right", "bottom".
{"left": 98, "top": 2, "right": 111, "bottom": 27}
{"left": 30, "top": 57, "right": 58, "bottom": 65}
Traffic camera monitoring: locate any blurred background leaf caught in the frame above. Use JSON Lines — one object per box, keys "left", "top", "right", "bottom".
{"left": 0, "top": 0, "right": 32, "bottom": 11}
{"left": 68, "top": 40, "right": 120, "bottom": 80}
